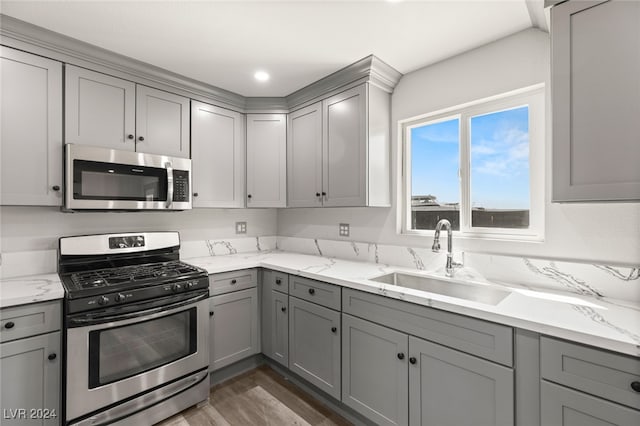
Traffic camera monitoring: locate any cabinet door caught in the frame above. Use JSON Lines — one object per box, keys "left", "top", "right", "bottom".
{"left": 246, "top": 114, "right": 287, "bottom": 207}
{"left": 1, "top": 47, "right": 63, "bottom": 206}
{"left": 541, "top": 381, "right": 640, "bottom": 426}
{"left": 322, "top": 85, "right": 367, "bottom": 207}
{"left": 288, "top": 297, "right": 340, "bottom": 399}
{"left": 270, "top": 290, "right": 289, "bottom": 368}
{"left": 210, "top": 288, "right": 259, "bottom": 371}
{"left": 409, "top": 336, "right": 514, "bottom": 426}
{"left": 191, "top": 101, "right": 245, "bottom": 207}
{"left": 552, "top": 0, "right": 640, "bottom": 201}
{"left": 287, "top": 102, "right": 323, "bottom": 207}
{"left": 0, "top": 332, "right": 60, "bottom": 426}
{"left": 135, "top": 85, "right": 190, "bottom": 158}
{"left": 342, "top": 314, "right": 408, "bottom": 426}
{"left": 65, "top": 65, "right": 135, "bottom": 151}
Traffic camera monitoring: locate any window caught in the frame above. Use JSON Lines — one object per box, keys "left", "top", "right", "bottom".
{"left": 402, "top": 85, "right": 544, "bottom": 240}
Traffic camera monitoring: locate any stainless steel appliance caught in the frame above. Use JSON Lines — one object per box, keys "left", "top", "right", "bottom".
{"left": 64, "top": 144, "right": 192, "bottom": 211}
{"left": 58, "top": 232, "right": 209, "bottom": 426}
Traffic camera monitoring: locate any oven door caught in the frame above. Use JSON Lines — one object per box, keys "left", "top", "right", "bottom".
{"left": 65, "top": 144, "right": 191, "bottom": 210}
{"left": 65, "top": 292, "right": 209, "bottom": 422}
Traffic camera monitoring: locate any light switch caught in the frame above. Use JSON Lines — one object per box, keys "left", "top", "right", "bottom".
{"left": 339, "top": 223, "right": 350, "bottom": 237}
{"left": 236, "top": 222, "right": 247, "bottom": 234}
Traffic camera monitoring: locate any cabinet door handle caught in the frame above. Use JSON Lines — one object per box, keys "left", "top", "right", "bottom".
{"left": 51, "top": 185, "right": 61, "bottom": 191}
{"left": 138, "top": 136, "right": 145, "bottom": 142}
{"left": 281, "top": 306, "right": 287, "bottom": 313}
{"left": 315, "top": 192, "right": 321, "bottom": 197}
{"left": 631, "top": 381, "right": 640, "bottom": 393}
{"left": 231, "top": 279, "right": 237, "bottom": 285}
{"left": 127, "top": 134, "right": 134, "bottom": 140}
{"left": 275, "top": 279, "right": 281, "bottom": 285}
{"left": 331, "top": 326, "right": 337, "bottom": 333}
{"left": 308, "top": 288, "right": 315, "bottom": 295}
{"left": 409, "top": 357, "right": 417, "bottom": 365}
{"left": 4, "top": 321, "right": 15, "bottom": 329}
{"left": 48, "top": 353, "right": 57, "bottom": 361}
{"left": 193, "top": 193, "right": 199, "bottom": 197}
{"left": 247, "top": 194, "right": 252, "bottom": 199}
{"left": 209, "top": 311, "right": 214, "bottom": 317}
{"left": 397, "top": 353, "right": 405, "bottom": 360}
{"left": 321, "top": 192, "right": 327, "bottom": 197}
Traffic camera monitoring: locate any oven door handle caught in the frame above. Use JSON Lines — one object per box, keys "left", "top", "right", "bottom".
{"left": 67, "top": 292, "right": 208, "bottom": 327}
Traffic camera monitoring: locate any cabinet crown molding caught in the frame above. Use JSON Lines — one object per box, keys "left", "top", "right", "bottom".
{"left": 0, "top": 14, "right": 402, "bottom": 113}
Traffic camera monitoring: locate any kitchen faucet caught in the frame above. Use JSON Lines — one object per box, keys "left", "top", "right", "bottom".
{"left": 432, "top": 219, "right": 462, "bottom": 277}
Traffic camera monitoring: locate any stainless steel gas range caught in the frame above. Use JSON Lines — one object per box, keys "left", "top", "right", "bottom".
{"left": 58, "top": 232, "right": 209, "bottom": 426}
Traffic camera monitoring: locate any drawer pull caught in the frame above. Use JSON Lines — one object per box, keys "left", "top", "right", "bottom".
{"left": 209, "top": 311, "right": 214, "bottom": 317}
{"left": 397, "top": 353, "right": 405, "bottom": 360}
{"left": 281, "top": 307, "right": 287, "bottom": 313}
{"left": 275, "top": 279, "right": 282, "bottom": 285}
{"left": 4, "top": 321, "right": 15, "bottom": 329}
{"left": 409, "top": 357, "right": 417, "bottom": 365}
{"left": 631, "top": 381, "right": 640, "bottom": 393}
{"left": 308, "top": 288, "right": 315, "bottom": 295}
{"left": 231, "top": 279, "right": 237, "bottom": 285}
{"left": 48, "top": 353, "right": 57, "bottom": 361}
{"left": 331, "top": 326, "right": 337, "bottom": 333}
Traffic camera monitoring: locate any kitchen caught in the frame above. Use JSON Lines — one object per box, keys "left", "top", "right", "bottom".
{"left": 0, "top": 0, "right": 639, "bottom": 425}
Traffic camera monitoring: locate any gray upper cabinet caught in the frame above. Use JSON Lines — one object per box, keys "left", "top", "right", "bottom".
{"left": 288, "top": 296, "right": 341, "bottom": 399}
{"left": 134, "top": 85, "right": 190, "bottom": 158}
{"left": 287, "top": 83, "right": 390, "bottom": 208}
{"left": 191, "top": 101, "right": 245, "bottom": 208}
{"left": 0, "top": 47, "right": 63, "bottom": 206}
{"left": 65, "top": 65, "right": 190, "bottom": 158}
{"left": 541, "top": 381, "right": 640, "bottom": 426}
{"left": 408, "top": 336, "right": 514, "bottom": 426}
{"left": 246, "top": 114, "right": 287, "bottom": 207}
{"left": 342, "top": 314, "right": 408, "bottom": 426}
{"left": 65, "top": 65, "right": 136, "bottom": 152}
{"left": 287, "top": 102, "right": 323, "bottom": 207}
{"left": 552, "top": 0, "right": 640, "bottom": 201}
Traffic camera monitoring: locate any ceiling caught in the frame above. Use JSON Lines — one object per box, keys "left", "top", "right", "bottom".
{"left": 0, "top": 1, "right": 548, "bottom": 97}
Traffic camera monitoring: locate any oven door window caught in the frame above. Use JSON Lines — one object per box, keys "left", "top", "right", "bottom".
{"left": 88, "top": 308, "right": 197, "bottom": 388}
{"left": 73, "top": 159, "right": 168, "bottom": 201}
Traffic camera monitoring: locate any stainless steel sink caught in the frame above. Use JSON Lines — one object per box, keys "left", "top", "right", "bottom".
{"left": 369, "top": 272, "right": 510, "bottom": 305}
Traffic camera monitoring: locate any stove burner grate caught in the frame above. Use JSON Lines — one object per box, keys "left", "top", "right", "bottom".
{"left": 69, "top": 261, "right": 202, "bottom": 289}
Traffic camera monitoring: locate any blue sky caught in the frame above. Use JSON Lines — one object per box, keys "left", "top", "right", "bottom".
{"left": 411, "top": 106, "right": 530, "bottom": 210}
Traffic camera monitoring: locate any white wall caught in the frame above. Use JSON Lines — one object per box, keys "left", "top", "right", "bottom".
{"left": 278, "top": 28, "right": 640, "bottom": 266}
{"left": 0, "top": 206, "right": 277, "bottom": 252}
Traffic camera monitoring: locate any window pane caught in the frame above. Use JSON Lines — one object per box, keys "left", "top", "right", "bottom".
{"left": 410, "top": 118, "right": 460, "bottom": 230}
{"left": 470, "top": 106, "right": 530, "bottom": 228}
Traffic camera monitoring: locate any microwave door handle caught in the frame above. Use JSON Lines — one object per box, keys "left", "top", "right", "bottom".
{"left": 165, "top": 161, "right": 174, "bottom": 208}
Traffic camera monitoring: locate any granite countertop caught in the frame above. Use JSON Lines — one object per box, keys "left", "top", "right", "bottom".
{"left": 1, "top": 250, "right": 638, "bottom": 357}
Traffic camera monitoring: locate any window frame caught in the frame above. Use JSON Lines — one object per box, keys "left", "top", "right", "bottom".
{"left": 400, "top": 84, "right": 545, "bottom": 241}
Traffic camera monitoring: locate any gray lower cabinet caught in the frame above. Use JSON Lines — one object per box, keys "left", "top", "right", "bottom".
{"left": 288, "top": 296, "right": 341, "bottom": 399}
{"left": 270, "top": 291, "right": 289, "bottom": 367}
{"left": 342, "top": 314, "right": 408, "bottom": 426}
{"left": 209, "top": 287, "right": 259, "bottom": 371}
{"left": 541, "top": 381, "right": 640, "bottom": 426}
{"left": 408, "top": 336, "right": 514, "bottom": 426}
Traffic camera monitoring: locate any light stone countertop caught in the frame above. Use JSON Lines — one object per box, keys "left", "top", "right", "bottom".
{"left": 1, "top": 250, "right": 638, "bottom": 357}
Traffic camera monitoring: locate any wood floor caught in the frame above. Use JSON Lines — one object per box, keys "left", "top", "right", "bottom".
{"left": 156, "top": 365, "right": 352, "bottom": 426}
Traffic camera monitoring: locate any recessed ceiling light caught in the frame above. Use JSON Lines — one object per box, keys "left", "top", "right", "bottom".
{"left": 254, "top": 71, "right": 270, "bottom": 82}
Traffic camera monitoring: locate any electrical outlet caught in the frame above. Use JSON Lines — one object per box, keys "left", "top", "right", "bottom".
{"left": 235, "top": 222, "right": 247, "bottom": 234}
{"left": 339, "top": 223, "right": 350, "bottom": 237}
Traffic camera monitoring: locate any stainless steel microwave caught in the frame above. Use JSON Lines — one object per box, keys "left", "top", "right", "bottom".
{"left": 64, "top": 144, "right": 192, "bottom": 211}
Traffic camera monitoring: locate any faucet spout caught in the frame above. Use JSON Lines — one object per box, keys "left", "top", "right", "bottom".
{"left": 432, "top": 219, "right": 462, "bottom": 277}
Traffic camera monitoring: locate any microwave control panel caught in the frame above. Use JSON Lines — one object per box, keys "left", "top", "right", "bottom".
{"left": 173, "top": 170, "right": 190, "bottom": 202}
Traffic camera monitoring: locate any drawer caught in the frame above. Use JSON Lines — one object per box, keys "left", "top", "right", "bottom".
{"left": 0, "top": 300, "right": 62, "bottom": 343}
{"left": 342, "top": 288, "right": 513, "bottom": 366}
{"left": 262, "top": 269, "right": 289, "bottom": 294}
{"left": 541, "top": 336, "right": 640, "bottom": 409}
{"left": 289, "top": 276, "right": 341, "bottom": 310}
{"left": 209, "top": 269, "right": 257, "bottom": 296}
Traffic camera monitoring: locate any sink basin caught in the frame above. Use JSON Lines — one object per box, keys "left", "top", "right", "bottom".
{"left": 369, "top": 272, "right": 510, "bottom": 305}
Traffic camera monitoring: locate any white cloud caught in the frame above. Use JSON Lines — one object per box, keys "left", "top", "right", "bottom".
{"left": 472, "top": 127, "right": 529, "bottom": 177}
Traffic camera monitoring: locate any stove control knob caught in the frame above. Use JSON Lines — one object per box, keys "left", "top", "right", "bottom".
{"left": 97, "top": 296, "right": 109, "bottom": 306}
{"left": 115, "top": 293, "right": 125, "bottom": 302}
{"left": 172, "top": 284, "right": 182, "bottom": 293}
{"left": 186, "top": 282, "right": 194, "bottom": 289}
